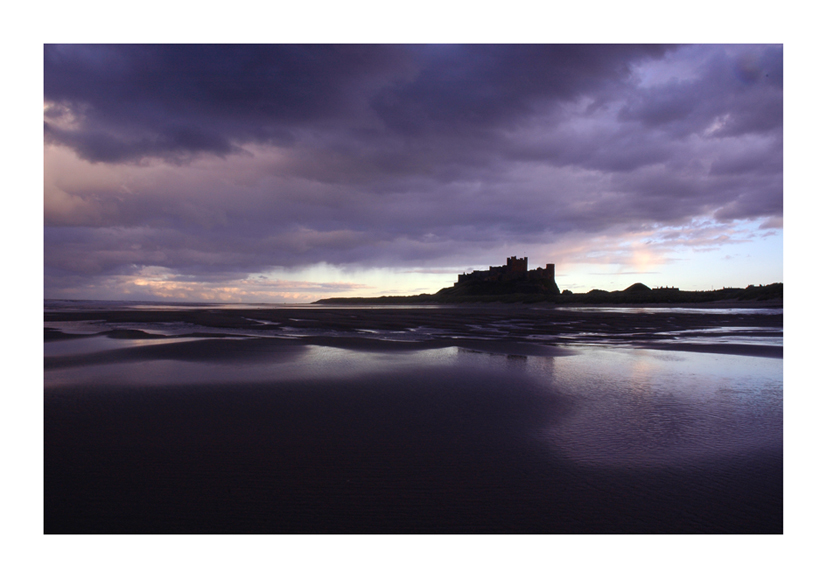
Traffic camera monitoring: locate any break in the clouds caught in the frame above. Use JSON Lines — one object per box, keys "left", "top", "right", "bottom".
{"left": 44, "top": 44, "right": 782, "bottom": 301}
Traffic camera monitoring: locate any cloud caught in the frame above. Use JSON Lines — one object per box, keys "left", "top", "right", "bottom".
{"left": 618, "top": 45, "right": 782, "bottom": 139}
{"left": 44, "top": 45, "right": 783, "bottom": 300}
{"left": 44, "top": 45, "right": 672, "bottom": 167}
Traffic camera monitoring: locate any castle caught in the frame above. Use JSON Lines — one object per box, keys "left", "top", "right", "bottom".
{"left": 455, "top": 256, "right": 556, "bottom": 286}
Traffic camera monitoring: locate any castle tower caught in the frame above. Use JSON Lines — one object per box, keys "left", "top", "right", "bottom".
{"left": 506, "top": 256, "right": 528, "bottom": 274}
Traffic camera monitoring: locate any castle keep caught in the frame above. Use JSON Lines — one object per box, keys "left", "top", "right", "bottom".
{"left": 455, "top": 256, "right": 555, "bottom": 286}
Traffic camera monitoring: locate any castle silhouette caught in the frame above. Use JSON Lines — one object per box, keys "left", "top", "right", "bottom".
{"left": 454, "top": 256, "right": 556, "bottom": 289}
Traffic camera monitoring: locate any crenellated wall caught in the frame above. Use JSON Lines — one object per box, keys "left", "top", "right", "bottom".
{"left": 456, "top": 257, "right": 555, "bottom": 286}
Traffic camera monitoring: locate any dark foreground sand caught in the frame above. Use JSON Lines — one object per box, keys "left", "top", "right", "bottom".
{"left": 44, "top": 304, "right": 782, "bottom": 533}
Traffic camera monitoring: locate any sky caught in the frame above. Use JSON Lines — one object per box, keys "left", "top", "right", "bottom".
{"left": 43, "top": 44, "right": 783, "bottom": 302}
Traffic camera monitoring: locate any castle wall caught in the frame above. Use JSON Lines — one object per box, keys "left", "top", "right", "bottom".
{"left": 456, "top": 257, "right": 555, "bottom": 286}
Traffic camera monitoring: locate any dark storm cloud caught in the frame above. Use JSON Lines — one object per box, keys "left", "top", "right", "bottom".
{"left": 44, "top": 44, "right": 670, "bottom": 166}
{"left": 44, "top": 121, "right": 240, "bottom": 164}
{"left": 367, "top": 44, "right": 671, "bottom": 136}
{"left": 44, "top": 44, "right": 783, "bottom": 294}
{"left": 45, "top": 45, "right": 401, "bottom": 162}
{"left": 618, "top": 45, "right": 782, "bottom": 138}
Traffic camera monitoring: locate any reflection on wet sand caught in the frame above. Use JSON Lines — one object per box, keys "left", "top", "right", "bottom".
{"left": 44, "top": 303, "right": 782, "bottom": 533}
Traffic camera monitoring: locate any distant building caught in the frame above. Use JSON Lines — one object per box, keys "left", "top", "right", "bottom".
{"left": 455, "top": 256, "right": 555, "bottom": 286}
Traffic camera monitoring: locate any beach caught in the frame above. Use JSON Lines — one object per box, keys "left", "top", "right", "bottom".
{"left": 44, "top": 302, "right": 783, "bottom": 533}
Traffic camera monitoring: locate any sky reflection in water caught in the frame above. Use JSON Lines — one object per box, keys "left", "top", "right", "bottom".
{"left": 44, "top": 340, "right": 782, "bottom": 471}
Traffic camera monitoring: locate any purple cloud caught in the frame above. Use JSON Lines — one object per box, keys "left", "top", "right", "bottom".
{"left": 44, "top": 44, "right": 783, "bottom": 299}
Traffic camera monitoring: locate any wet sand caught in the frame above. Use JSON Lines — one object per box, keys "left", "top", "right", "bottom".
{"left": 45, "top": 377, "right": 781, "bottom": 533}
{"left": 45, "top": 303, "right": 783, "bottom": 358}
{"left": 44, "top": 304, "right": 782, "bottom": 533}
